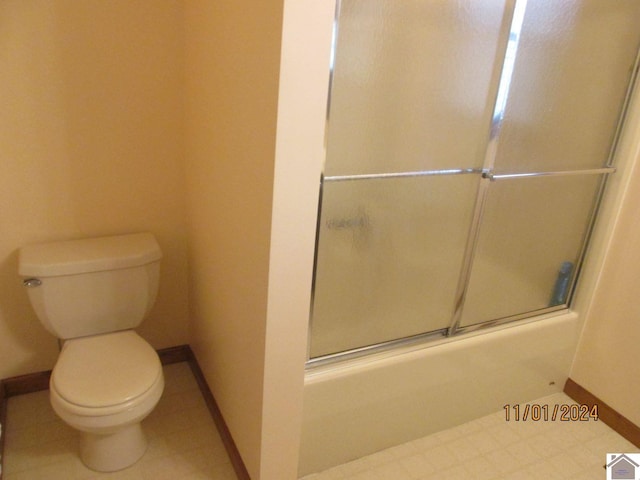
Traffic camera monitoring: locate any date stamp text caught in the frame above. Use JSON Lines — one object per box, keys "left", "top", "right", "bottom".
{"left": 503, "top": 403, "right": 598, "bottom": 422}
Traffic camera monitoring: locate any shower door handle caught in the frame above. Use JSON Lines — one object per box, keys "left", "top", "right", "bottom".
{"left": 482, "top": 167, "right": 616, "bottom": 181}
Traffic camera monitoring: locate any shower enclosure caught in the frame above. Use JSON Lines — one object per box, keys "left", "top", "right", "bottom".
{"left": 309, "top": 0, "right": 640, "bottom": 363}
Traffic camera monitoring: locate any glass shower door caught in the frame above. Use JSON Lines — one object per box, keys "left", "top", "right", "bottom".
{"left": 309, "top": 0, "right": 508, "bottom": 359}
{"left": 457, "top": 0, "right": 640, "bottom": 329}
{"left": 309, "top": 0, "right": 640, "bottom": 361}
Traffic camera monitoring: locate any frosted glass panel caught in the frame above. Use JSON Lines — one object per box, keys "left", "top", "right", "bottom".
{"left": 324, "top": 0, "right": 508, "bottom": 176}
{"left": 309, "top": 0, "right": 639, "bottom": 362}
{"left": 460, "top": 175, "right": 602, "bottom": 327}
{"left": 493, "top": 0, "right": 640, "bottom": 173}
{"left": 310, "top": 175, "right": 479, "bottom": 358}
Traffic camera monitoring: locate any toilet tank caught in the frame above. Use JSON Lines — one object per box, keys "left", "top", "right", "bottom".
{"left": 18, "top": 233, "right": 162, "bottom": 340}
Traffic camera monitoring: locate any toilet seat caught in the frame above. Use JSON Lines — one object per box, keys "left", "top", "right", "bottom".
{"left": 51, "top": 330, "right": 162, "bottom": 415}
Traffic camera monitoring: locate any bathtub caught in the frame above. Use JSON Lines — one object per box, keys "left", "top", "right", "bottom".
{"left": 298, "top": 311, "right": 580, "bottom": 476}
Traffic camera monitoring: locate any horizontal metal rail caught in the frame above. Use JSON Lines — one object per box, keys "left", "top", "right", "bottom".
{"left": 322, "top": 166, "right": 616, "bottom": 184}
{"left": 483, "top": 166, "right": 616, "bottom": 181}
{"left": 323, "top": 168, "right": 482, "bottom": 182}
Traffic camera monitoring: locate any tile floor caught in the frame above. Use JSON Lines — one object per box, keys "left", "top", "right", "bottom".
{"left": 2, "top": 362, "right": 237, "bottom": 480}
{"left": 300, "top": 392, "right": 638, "bottom": 480}
{"left": 3, "top": 372, "right": 638, "bottom": 480}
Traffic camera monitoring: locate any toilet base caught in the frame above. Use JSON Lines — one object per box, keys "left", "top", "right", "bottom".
{"left": 80, "top": 422, "right": 148, "bottom": 472}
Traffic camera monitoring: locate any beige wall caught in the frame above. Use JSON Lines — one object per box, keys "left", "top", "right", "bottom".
{"left": 0, "top": 0, "right": 189, "bottom": 379}
{"left": 183, "top": 1, "right": 283, "bottom": 478}
{"left": 184, "top": 0, "right": 334, "bottom": 477}
{"left": 570, "top": 84, "right": 640, "bottom": 428}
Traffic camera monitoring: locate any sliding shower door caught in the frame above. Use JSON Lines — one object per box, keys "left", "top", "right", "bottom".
{"left": 457, "top": 0, "right": 640, "bottom": 329}
{"left": 310, "top": 0, "right": 506, "bottom": 358}
{"left": 309, "top": 0, "right": 640, "bottom": 361}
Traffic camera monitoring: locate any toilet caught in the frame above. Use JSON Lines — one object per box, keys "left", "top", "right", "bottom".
{"left": 18, "top": 233, "right": 165, "bottom": 472}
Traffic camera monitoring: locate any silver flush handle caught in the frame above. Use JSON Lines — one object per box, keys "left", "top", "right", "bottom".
{"left": 23, "top": 278, "right": 42, "bottom": 288}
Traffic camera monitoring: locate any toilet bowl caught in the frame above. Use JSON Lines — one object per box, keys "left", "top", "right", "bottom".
{"left": 49, "top": 331, "right": 164, "bottom": 472}
{"left": 18, "top": 233, "right": 165, "bottom": 472}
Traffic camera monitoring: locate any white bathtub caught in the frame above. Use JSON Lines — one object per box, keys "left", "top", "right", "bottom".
{"left": 298, "top": 311, "right": 581, "bottom": 476}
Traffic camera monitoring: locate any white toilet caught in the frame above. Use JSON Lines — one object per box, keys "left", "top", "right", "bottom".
{"left": 18, "top": 233, "right": 165, "bottom": 472}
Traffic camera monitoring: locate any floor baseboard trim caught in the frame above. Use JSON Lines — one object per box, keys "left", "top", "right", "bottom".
{"left": 564, "top": 377, "right": 640, "bottom": 448}
{"left": 1, "top": 370, "right": 51, "bottom": 398}
{"left": 157, "top": 344, "right": 191, "bottom": 365}
{"left": 0, "top": 344, "right": 250, "bottom": 480}
{"left": 0, "top": 380, "right": 6, "bottom": 480}
{"left": 184, "top": 346, "right": 251, "bottom": 480}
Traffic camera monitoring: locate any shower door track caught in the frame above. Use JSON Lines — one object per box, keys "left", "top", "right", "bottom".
{"left": 306, "top": 304, "right": 570, "bottom": 369}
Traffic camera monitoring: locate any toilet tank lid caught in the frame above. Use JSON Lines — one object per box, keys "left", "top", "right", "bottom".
{"left": 19, "top": 233, "right": 162, "bottom": 277}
